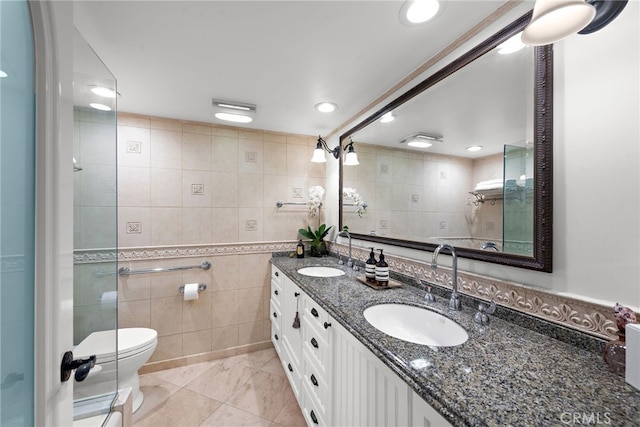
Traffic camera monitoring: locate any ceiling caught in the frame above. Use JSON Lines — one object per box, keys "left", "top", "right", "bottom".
{"left": 73, "top": 1, "right": 533, "bottom": 139}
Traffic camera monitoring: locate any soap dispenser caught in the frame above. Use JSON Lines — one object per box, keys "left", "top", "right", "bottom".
{"left": 375, "top": 249, "right": 389, "bottom": 286}
{"left": 296, "top": 239, "right": 305, "bottom": 258}
{"left": 365, "top": 247, "right": 377, "bottom": 283}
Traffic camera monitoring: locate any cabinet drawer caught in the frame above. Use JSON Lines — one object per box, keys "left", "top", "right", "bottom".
{"left": 302, "top": 317, "right": 330, "bottom": 378}
{"left": 302, "top": 295, "right": 331, "bottom": 339}
{"left": 282, "top": 355, "right": 301, "bottom": 399}
{"left": 301, "top": 381, "right": 328, "bottom": 427}
{"left": 302, "top": 347, "right": 329, "bottom": 417}
{"left": 271, "top": 265, "right": 283, "bottom": 286}
{"left": 271, "top": 279, "right": 283, "bottom": 310}
{"left": 271, "top": 320, "right": 282, "bottom": 356}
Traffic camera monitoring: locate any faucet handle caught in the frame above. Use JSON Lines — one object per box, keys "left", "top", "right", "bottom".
{"left": 473, "top": 300, "right": 496, "bottom": 325}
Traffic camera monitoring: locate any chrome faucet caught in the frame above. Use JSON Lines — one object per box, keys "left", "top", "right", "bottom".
{"left": 431, "top": 244, "right": 461, "bottom": 311}
{"left": 333, "top": 233, "right": 344, "bottom": 265}
{"left": 339, "top": 229, "right": 355, "bottom": 270}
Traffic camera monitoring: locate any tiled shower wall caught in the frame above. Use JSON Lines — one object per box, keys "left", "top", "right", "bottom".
{"left": 75, "top": 112, "right": 325, "bottom": 363}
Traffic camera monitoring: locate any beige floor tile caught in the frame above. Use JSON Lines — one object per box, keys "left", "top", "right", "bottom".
{"left": 133, "top": 388, "right": 222, "bottom": 427}
{"left": 200, "top": 404, "right": 272, "bottom": 427}
{"left": 149, "top": 360, "right": 219, "bottom": 387}
{"left": 272, "top": 396, "right": 307, "bottom": 427}
{"left": 184, "top": 360, "right": 258, "bottom": 402}
{"left": 225, "top": 347, "right": 277, "bottom": 369}
{"left": 259, "top": 355, "right": 286, "bottom": 377}
{"left": 133, "top": 374, "right": 181, "bottom": 423}
{"left": 226, "top": 371, "right": 291, "bottom": 420}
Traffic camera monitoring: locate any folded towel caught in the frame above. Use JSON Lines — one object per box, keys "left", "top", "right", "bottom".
{"left": 474, "top": 178, "right": 503, "bottom": 191}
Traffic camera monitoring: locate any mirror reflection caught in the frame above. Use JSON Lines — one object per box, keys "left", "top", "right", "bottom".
{"left": 339, "top": 14, "right": 553, "bottom": 271}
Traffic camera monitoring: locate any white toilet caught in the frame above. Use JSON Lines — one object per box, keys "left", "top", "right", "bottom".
{"left": 74, "top": 328, "right": 157, "bottom": 413}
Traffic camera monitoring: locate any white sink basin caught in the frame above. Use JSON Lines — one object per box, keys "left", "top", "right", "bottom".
{"left": 363, "top": 304, "right": 468, "bottom": 347}
{"left": 297, "top": 266, "right": 346, "bottom": 278}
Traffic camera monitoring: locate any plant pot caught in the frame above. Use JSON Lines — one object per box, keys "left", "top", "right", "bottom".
{"left": 310, "top": 240, "right": 328, "bottom": 257}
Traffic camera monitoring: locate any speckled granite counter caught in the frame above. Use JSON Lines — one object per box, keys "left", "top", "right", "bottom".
{"left": 271, "top": 255, "right": 640, "bottom": 427}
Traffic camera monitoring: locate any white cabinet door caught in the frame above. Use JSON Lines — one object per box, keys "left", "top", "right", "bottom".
{"left": 332, "top": 321, "right": 410, "bottom": 427}
{"left": 412, "top": 392, "right": 453, "bottom": 427}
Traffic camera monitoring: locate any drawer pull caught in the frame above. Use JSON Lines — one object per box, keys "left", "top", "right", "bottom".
{"left": 310, "top": 374, "right": 318, "bottom": 387}
{"left": 275, "top": 272, "right": 279, "bottom": 277}
{"left": 274, "top": 334, "right": 279, "bottom": 340}
{"left": 274, "top": 290, "right": 279, "bottom": 295}
{"left": 294, "top": 292, "right": 300, "bottom": 297}
{"left": 311, "top": 307, "right": 319, "bottom": 317}
{"left": 310, "top": 410, "right": 318, "bottom": 424}
{"left": 288, "top": 363, "right": 293, "bottom": 373}
{"left": 273, "top": 312, "right": 277, "bottom": 318}
{"left": 310, "top": 337, "right": 319, "bottom": 349}
{"left": 323, "top": 322, "right": 332, "bottom": 329}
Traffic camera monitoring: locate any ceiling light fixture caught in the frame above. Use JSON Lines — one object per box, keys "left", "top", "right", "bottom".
{"left": 314, "top": 102, "right": 338, "bottom": 113}
{"left": 399, "top": 0, "right": 440, "bottom": 25}
{"left": 400, "top": 133, "right": 443, "bottom": 149}
{"left": 89, "top": 85, "right": 117, "bottom": 98}
{"left": 521, "top": 0, "right": 596, "bottom": 46}
{"left": 380, "top": 112, "right": 395, "bottom": 123}
{"left": 466, "top": 145, "right": 483, "bottom": 152}
{"left": 311, "top": 136, "right": 359, "bottom": 166}
{"left": 212, "top": 98, "right": 256, "bottom": 123}
{"left": 89, "top": 103, "right": 112, "bottom": 111}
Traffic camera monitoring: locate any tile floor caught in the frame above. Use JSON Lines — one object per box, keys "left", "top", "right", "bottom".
{"left": 133, "top": 348, "right": 306, "bottom": 427}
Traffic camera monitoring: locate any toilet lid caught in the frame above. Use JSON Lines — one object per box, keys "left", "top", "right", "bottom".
{"left": 75, "top": 328, "right": 157, "bottom": 363}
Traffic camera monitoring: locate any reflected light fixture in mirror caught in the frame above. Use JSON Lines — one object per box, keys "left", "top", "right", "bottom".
{"left": 343, "top": 139, "right": 359, "bottom": 166}
{"left": 0, "top": 70, "right": 7, "bottom": 78}
{"left": 521, "top": 0, "right": 596, "bottom": 45}
{"left": 380, "top": 111, "right": 395, "bottom": 123}
{"left": 89, "top": 85, "right": 117, "bottom": 98}
{"left": 212, "top": 98, "right": 256, "bottom": 123}
{"left": 400, "top": 133, "right": 442, "bottom": 149}
{"left": 315, "top": 102, "right": 338, "bottom": 113}
{"left": 89, "top": 102, "right": 112, "bottom": 111}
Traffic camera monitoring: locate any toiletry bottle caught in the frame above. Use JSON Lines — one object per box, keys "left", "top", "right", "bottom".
{"left": 365, "top": 247, "right": 377, "bottom": 283}
{"left": 296, "top": 239, "right": 305, "bottom": 258}
{"left": 375, "top": 249, "right": 389, "bottom": 286}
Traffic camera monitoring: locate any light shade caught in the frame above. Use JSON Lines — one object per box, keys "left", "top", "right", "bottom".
{"left": 344, "top": 144, "right": 359, "bottom": 166}
{"left": 311, "top": 143, "right": 327, "bottom": 163}
{"left": 521, "top": 0, "right": 596, "bottom": 46}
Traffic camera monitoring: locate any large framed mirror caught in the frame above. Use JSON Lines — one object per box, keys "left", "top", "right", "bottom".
{"left": 339, "top": 12, "right": 553, "bottom": 272}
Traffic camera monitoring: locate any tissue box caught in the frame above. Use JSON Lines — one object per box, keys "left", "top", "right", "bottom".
{"left": 626, "top": 323, "right": 640, "bottom": 390}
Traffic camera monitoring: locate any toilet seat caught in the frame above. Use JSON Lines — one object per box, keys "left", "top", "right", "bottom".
{"left": 75, "top": 328, "right": 157, "bottom": 364}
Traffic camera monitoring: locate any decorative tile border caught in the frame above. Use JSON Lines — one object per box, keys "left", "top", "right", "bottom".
{"left": 75, "top": 241, "right": 622, "bottom": 341}
{"left": 342, "top": 245, "right": 620, "bottom": 341}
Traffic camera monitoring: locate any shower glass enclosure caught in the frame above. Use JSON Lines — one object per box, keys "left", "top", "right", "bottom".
{"left": 503, "top": 144, "right": 534, "bottom": 256}
{"left": 72, "top": 28, "right": 118, "bottom": 420}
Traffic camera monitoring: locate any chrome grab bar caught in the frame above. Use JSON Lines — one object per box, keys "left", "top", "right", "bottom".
{"left": 118, "top": 261, "right": 211, "bottom": 276}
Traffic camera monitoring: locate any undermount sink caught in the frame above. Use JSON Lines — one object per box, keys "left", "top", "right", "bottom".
{"left": 297, "top": 266, "right": 346, "bottom": 278}
{"left": 363, "top": 304, "right": 468, "bottom": 347}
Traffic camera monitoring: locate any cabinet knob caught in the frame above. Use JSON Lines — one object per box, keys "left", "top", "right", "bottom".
{"left": 288, "top": 363, "right": 293, "bottom": 372}
{"left": 310, "top": 410, "right": 318, "bottom": 424}
{"left": 311, "top": 307, "right": 319, "bottom": 317}
{"left": 310, "top": 374, "right": 318, "bottom": 387}
{"left": 323, "top": 322, "right": 332, "bottom": 329}
{"left": 275, "top": 272, "right": 279, "bottom": 277}
{"left": 311, "top": 337, "right": 319, "bottom": 348}
{"left": 294, "top": 292, "right": 300, "bottom": 297}
{"left": 274, "top": 290, "right": 279, "bottom": 295}
{"left": 274, "top": 334, "right": 279, "bottom": 340}
{"left": 273, "top": 312, "right": 277, "bottom": 318}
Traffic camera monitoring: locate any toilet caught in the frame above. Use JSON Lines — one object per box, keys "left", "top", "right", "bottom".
{"left": 73, "top": 328, "right": 157, "bottom": 413}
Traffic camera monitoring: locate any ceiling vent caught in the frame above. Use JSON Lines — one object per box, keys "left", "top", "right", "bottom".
{"left": 399, "top": 133, "right": 443, "bottom": 148}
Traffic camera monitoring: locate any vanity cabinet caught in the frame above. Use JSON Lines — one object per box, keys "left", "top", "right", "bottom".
{"left": 271, "top": 264, "right": 452, "bottom": 427}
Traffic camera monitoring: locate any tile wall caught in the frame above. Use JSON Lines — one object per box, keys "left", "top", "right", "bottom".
{"left": 74, "top": 112, "right": 325, "bottom": 363}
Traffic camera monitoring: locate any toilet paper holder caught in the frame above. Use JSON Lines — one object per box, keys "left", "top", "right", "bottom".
{"left": 179, "top": 283, "right": 207, "bottom": 294}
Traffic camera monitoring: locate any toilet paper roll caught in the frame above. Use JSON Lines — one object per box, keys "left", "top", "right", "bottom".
{"left": 183, "top": 283, "right": 199, "bottom": 301}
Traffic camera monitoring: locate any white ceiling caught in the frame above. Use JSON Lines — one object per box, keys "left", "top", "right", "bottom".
{"left": 72, "top": 1, "right": 534, "bottom": 140}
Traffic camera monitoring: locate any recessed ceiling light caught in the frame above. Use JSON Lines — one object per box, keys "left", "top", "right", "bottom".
{"left": 497, "top": 33, "right": 526, "bottom": 54}
{"left": 89, "top": 85, "right": 117, "bottom": 98}
{"left": 380, "top": 112, "right": 395, "bottom": 123}
{"left": 214, "top": 112, "right": 253, "bottom": 123}
{"left": 399, "top": 0, "right": 440, "bottom": 26}
{"left": 315, "top": 102, "right": 338, "bottom": 113}
{"left": 89, "top": 103, "right": 112, "bottom": 111}
{"left": 0, "top": 70, "right": 7, "bottom": 78}
{"left": 466, "top": 145, "right": 483, "bottom": 152}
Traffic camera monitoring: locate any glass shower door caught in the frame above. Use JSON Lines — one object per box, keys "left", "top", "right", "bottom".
{"left": 503, "top": 144, "right": 534, "bottom": 256}
{"left": 0, "top": 0, "right": 35, "bottom": 424}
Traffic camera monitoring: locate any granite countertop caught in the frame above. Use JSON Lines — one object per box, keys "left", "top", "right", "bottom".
{"left": 271, "top": 255, "right": 640, "bottom": 427}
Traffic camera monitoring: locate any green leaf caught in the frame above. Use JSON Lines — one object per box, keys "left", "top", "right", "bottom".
{"left": 298, "top": 228, "right": 315, "bottom": 240}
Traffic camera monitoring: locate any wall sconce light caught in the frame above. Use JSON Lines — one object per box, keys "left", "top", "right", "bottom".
{"left": 522, "top": 0, "right": 628, "bottom": 46}
{"left": 311, "top": 136, "right": 359, "bottom": 166}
